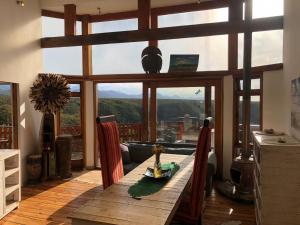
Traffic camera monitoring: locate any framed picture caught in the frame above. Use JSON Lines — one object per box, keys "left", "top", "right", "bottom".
{"left": 168, "top": 54, "right": 199, "bottom": 73}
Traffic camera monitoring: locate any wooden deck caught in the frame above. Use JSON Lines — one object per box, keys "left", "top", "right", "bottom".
{"left": 1, "top": 170, "right": 255, "bottom": 225}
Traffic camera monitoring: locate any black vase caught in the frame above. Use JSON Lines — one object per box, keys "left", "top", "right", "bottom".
{"left": 141, "top": 46, "right": 162, "bottom": 74}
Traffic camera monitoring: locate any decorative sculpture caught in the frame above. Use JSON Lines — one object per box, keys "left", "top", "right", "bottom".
{"left": 152, "top": 145, "right": 165, "bottom": 178}
{"left": 141, "top": 46, "right": 162, "bottom": 74}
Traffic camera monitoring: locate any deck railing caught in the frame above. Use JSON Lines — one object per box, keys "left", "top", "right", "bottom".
{"left": 118, "top": 123, "right": 142, "bottom": 142}
{"left": 60, "top": 123, "right": 143, "bottom": 143}
{"left": 0, "top": 125, "right": 12, "bottom": 149}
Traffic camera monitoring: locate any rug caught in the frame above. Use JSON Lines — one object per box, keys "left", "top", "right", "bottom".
{"left": 220, "top": 221, "right": 242, "bottom": 225}
{"left": 128, "top": 163, "right": 179, "bottom": 198}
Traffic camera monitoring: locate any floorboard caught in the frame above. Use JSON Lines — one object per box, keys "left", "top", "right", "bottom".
{"left": 0, "top": 171, "right": 255, "bottom": 225}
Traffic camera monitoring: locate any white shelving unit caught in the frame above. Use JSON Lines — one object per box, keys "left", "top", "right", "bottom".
{"left": 253, "top": 132, "right": 300, "bottom": 225}
{"left": 0, "top": 150, "right": 20, "bottom": 219}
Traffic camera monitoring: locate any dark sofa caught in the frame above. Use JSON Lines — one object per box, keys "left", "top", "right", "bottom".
{"left": 121, "top": 142, "right": 217, "bottom": 195}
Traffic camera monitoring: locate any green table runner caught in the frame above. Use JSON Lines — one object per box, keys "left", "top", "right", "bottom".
{"left": 128, "top": 163, "right": 180, "bottom": 198}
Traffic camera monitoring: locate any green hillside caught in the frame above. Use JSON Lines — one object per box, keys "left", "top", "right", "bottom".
{"left": 0, "top": 95, "right": 12, "bottom": 125}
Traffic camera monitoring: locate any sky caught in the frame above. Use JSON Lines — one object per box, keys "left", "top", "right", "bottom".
{"left": 42, "top": 0, "right": 283, "bottom": 99}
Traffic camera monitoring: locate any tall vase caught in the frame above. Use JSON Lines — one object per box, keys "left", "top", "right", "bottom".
{"left": 40, "top": 112, "right": 56, "bottom": 180}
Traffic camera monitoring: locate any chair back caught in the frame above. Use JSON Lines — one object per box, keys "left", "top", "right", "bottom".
{"left": 190, "top": 117, "right": 212, "bottom": 217}
{"left": 96, "top": 115, "right": 124, "bottom": 189}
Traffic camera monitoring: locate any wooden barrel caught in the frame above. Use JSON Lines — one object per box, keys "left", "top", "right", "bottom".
{"left": 26, "top": 154, "right": 42, "bottom": 184}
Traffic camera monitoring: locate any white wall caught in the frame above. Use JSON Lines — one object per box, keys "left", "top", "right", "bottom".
{"left": 85, "top": 81, "right": 95, "bottom": 168}
{"left": 283, "top": 0, "right": 300, "bottom": 138}
{"left": 263, "top": 70, "right": 289, "bottom": 133}
{"left": 0, "top": 1, "right": 42, "bottom": 184}
{"left": 222, "top": 76, "right": 233, "bottom": 179}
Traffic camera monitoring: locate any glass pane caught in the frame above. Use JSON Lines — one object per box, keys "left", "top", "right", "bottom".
{"left": 157, "top": 87, "right": 205, "bottom": 144}
{"left": 210, "top": 86, "right": 215, "bottom": 149}
{"left": 0, "top": 84, "right": 13, "bottom": 149}
{"left": 238, "top": 96, "right": 243, "bottom": 144}
{"left": 253, "top": 0, "right": 283, "bottom": 19}
{"left": 252, "top": 30, "right": 283, "bottom": 67}
{"left": 92, "top": 19, "right": 137, "bottom": 33}
{"left": 69, "top": 84, "right": 80, "bottom": 92}
{"left": 239, "top": 78, "right": 261, "bottom": 90}
{"left": 97, "top": 83, "right": 143, "bottom": 142}
{"left": 92, "top": 42, "right": 148, "bottom": 74}
{"left": 238, "top": 30, "right": 283, "bottom": 68}
{"left": 159, "top": 35, "right": 228, "bottom": 72}
{"left": 42, "top": 17, "right": 82, "bottom": 37}
{"left": 43, "top": 47, "right": 83, "bottom": 75}
{"left": 42, "top": 17, "right": 64, "bottom": 37}
{"left": 61, "top": 97, "right": 81, "bottom": 136}
{"left": 158, "top": 8, "right": 228, "bottom": 28}
{"left": 250, "top": 95, "right": 261, "bottom": 130}
{"left": 251, "top": 79, "right": 260, "bottom": 90}
{"left": 238, "top": 95, "right": 261, "bottom": 144}
{"left": 60, "top": 97, "right": 83, "bottom": 167}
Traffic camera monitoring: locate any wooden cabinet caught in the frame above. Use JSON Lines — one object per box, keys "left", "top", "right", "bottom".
{"left": 253, "top": 132, "right": 300, "bottom": 225}
{"left": 0, "top": 150, "right": 20, "bottom": 219}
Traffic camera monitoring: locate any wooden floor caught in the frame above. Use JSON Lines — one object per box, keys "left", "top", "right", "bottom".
{"left": 1, "top": 171, "right": 255, "bottom": 225}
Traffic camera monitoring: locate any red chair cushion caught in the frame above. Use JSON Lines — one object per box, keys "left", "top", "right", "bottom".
{"left": 97, "top": 121, "right": 124, "bottom": 189}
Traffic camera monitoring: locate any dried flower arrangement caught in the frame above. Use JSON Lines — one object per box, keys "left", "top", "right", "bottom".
{"left": 29, "top": 74, "right": 71, "bottom": 113}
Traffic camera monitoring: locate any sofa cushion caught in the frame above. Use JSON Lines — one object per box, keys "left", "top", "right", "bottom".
{"left": 120, "top": 144, "right": 131, "bottom": 164}
{"left": 164, "top": 147, "right": 195, "bottom": 155}
{"left": 128, "top": 143, "right": 153, "bottom": 163}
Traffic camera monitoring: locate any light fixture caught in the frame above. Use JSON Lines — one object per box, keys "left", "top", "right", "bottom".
{"left": 16, "top": 0, "right": 25, "bottom": 6}
{"left": 97, "top": 7, "right": 101, "bottom": 15}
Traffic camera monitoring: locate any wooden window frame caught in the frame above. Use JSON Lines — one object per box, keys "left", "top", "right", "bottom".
{"left": 232, "top": 73, "right": 263, "bottom": 158}
{"left": 56, "top": 82, "right": 86, "bottom": 166}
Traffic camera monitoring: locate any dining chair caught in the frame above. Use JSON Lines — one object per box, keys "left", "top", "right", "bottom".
{"left": 96, "top": 115, "right": 124, "bottom": 189}
{"left": 172, "top": 117, "right": 212, "bottom": 225}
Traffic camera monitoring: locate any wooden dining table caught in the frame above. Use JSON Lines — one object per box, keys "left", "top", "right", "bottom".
{"left": 70, "top": 153, "right": 195, "bottom": 225}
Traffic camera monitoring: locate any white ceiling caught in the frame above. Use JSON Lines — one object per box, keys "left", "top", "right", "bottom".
{"left": 41, "top": 0, "right": 211, "bottom": 15}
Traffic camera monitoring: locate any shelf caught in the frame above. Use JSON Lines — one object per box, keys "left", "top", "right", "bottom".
{"left": 5, "top": 200, "right": 18, "bottom": 213}
{"left": 5, "top": 184, "right": 19, "bottom": 197}
{"left": 4, "top": 167, "right": 19, "bottom": 178}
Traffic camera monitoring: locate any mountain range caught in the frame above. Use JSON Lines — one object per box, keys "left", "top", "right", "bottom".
{"left": 97, "top": 90, "right": 203, "bottom": 100}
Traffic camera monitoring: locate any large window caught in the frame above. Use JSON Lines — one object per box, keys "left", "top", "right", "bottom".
{"left": 92, "top": 19, "right": 137, "bottom": 33}
{"left": 233, "top": 76, "right": 263, "bottom": 157}
{"left": 156, "top": 87, "right": 206, "bottom": 144}
{"left": 238, "top": 30, "right": 283, "bottom": 68}
{"left": 97, "top": 83, "right": 143, "bottom": 142}
{"left": 158, "top": 8, "right": 228, "bottom": 28}
{"left": 58, "top": 83, "right": 84, "bottom": 168}
{"left": 42, "top": 17, "right": 83, "bottom": 75}
{"left": 159, "top": 35, "right": 228, "bottom": 72}
{"left": 0, "top": 83, "right": 18, "bottom": 149}
{"left": 92, "top": 19, "right": 145, "bottom": 75}
{"left": 252, "top": 0, "right": 283, "bottom": 19}
{"left": 92, "top": 42, "right": 147, "bottom": 75}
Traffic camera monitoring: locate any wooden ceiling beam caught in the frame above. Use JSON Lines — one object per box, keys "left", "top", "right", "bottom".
{"left": 41, "top": 16, "right": 283, "bottom": 48}
{"left": 228, "top": 0, "right": 243, "bottom": 72}
{"left": 64, "top": 4, "right": 77, "bottom": 36}
{"left": 138, "top": 0, "right": 151, "bottom": 30}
